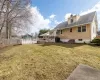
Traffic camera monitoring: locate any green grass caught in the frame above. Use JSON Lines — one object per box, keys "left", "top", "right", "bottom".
{"left": 0, "top": 43, "right": 100, "bottom": 80}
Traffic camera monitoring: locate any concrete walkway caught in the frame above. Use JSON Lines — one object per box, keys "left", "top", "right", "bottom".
{"left": 66, "top": 64, "right": 100, "bottom": 80}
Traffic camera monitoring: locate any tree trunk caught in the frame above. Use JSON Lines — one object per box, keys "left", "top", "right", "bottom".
{"left": 6, "top": 0, "right": 10, "bottom": 39}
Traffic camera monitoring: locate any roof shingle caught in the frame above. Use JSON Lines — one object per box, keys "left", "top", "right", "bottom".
{"left": 55, "top": 11, "right": 96, "bottom": 30}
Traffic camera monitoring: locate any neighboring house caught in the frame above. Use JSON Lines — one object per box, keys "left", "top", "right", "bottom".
{"left": 22, "top": 34, "right": 33, "bottom": 39}
{"left": 38, "top": 30, "right": 56, "bottom": 43}
{"left": 54, "top": 11, "right": 98, "bottom": 43}
{"left": 22, "top": 34, "right": 37, "bottom": 44}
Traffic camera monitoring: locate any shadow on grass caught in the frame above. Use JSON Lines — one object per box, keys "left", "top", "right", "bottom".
{"left": 0, "top": 45, "right": 22, "bottom": 62}
{"left": 39, "top": 42, "right": 86, "bottom": 48}
{"left": 89, "top": 44, "right": 100, "bottom": 48}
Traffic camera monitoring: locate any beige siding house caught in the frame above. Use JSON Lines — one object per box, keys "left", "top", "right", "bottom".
{"left": 54, "top": 11, "right": 98, "bottom": 43}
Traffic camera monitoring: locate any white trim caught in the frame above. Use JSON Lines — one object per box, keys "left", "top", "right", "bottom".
{"left": 22, "top": 39, "right": 37, "bottom": 44}
{"left": 60, "top": 39, "right": 91, "bottom": 43}
{"left": 60, "top": 39, "right": 69, "bottom": 42}
{"left": 75, "top": 39, "right": 91, "bottom": 43}
{"left": 92, "top": 11, "right": 96, "bottom": 23}
{"left": 91, "top": 19, "right": 97, "bottom": 40}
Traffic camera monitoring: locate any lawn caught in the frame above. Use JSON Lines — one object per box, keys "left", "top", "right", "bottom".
{"left": 0, "top": 43, "right": 100, "bottom": 80}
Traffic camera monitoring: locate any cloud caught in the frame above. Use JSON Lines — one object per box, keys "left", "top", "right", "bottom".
{"left": 49, "top": 14, "right": 56, "bottom": 19}
{"left": 54, "top": 20, "right": 62, "bottom": 25}
{"left": 80, "top": 1, "right": 100, "bottom": 30}
{"left": 80, "top": 1, "right": 100, "bottom": 15}
{"left": 29, "top": 7, "right": 58, "bottom": 33}
{"left": 64, "top": 13, "right": 71, "bottom": 21}
{"left": 29, "top": 1, "right": 100, "bottom": 34}
{"left": 49, "top": 14, "right": 62, "bottom": 27}
{"left": 64, "top": 1, "right": 100, "bottom": 30}
{"left": 29, "top": 7, "right": 51, "bottom": 33}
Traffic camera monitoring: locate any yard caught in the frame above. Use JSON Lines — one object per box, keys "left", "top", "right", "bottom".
{"left": 0, "top": 43, "right": 100, "bottom": 80}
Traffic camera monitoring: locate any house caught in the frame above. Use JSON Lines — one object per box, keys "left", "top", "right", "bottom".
{"left": 22, "top": 34, "right": 33, "bottom": 39}
{"left": 38, "top": 30, "right": 56, "bottom": 43}
{"left": 21, "top": 34, "right": 37, "bottom": 44}
{"left": 54, "top": 11, "right": 98, "bottom": 43}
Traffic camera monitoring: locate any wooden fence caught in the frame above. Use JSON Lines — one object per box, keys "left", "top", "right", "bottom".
{"left": 21, "top": 39, "right": 37, "bottom": 44}
{"left": 0, "top": 39, "right": 21, "bottom": 48}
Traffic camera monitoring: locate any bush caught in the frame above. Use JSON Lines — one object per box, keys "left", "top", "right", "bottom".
{"left": 91, "top": 39, "right": 100, "bottom": 46}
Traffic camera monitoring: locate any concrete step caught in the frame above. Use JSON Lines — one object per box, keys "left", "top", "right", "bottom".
{"left": 66, "top": 64, "right": 100, "bottom": 80}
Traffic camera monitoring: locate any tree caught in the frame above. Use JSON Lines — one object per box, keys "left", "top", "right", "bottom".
{"left": 38, "top": 29, "right": 50, "bottom": 36}
{"left": 0, "top": 0, "right": 32, "bottom": 39}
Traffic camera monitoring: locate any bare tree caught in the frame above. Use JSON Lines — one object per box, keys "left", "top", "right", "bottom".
{"left": 0, "top": 0, "right": 33, "bottom": 39}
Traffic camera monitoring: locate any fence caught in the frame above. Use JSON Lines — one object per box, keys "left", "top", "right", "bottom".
{"left": 21, "top": 39, "right": 37, "bottom": 44}
{"left": 0, "top": 39, "right": 21, "bottom": 48}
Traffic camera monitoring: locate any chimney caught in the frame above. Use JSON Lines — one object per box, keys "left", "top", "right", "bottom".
{"left": 68, "top": 14, "right": 80, "bottom": 24}
{"left": 76, "top": 15, "right": 80, "bottom": 21}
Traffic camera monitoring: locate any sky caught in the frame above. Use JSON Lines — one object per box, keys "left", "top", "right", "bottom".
{"left": 29, "top": 0, "right": 100, "bottom": 33}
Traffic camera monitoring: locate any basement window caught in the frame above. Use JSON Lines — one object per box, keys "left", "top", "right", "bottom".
{"left": 78, "top": 39, "right": 83, "bottom": 41}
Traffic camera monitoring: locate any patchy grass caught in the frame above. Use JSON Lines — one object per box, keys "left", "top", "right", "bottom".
{"left": 0, "top": 43, "right": 100, "bottom": 80}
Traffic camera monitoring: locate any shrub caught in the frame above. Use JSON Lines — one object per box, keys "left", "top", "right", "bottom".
{"left": 91, "top": 38, "right": 100, "bottom": 46}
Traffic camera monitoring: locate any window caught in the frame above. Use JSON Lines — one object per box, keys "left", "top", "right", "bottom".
{"left": 71, "top": 19, "right": 73, "bottom": 23}
{"left": 78, "top": 39, "right": 83, "bottom": 41}
{"left": 70, "top": 28, "right": 72, "bottom": 32}
{"left": 82, "top": 26, "right": 86, "bottom": 32}
{"left": 61, "top": 30, "right": 62, "bottom": 34}
{"left": 39, "top": 36, "right": 43, "bottom": 38}
{"left": 56, "top": 30, "right": 63, "bottom": 34}
{"left": 56, "top": 30, "right": 60, "bottom": 34}
{"left": 78, "top": 27, "right": 81, "bottom": 32}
